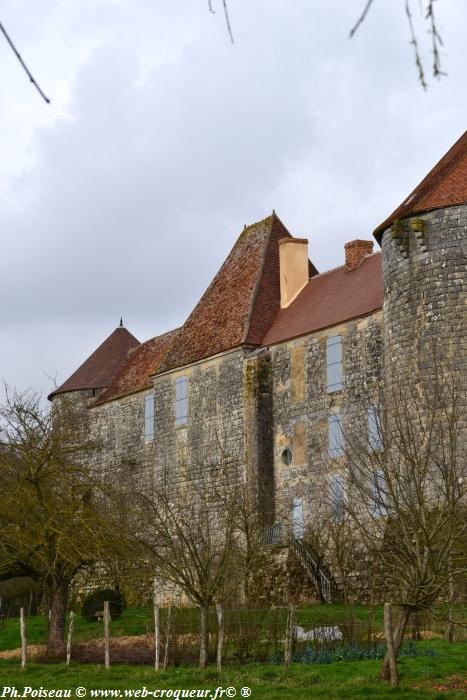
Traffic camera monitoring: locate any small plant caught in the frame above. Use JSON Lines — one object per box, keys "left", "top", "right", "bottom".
{"left": 81, "top": 588, "right": 126, "bottom": 622}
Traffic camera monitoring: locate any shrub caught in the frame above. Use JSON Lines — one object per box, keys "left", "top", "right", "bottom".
{"left": 81, "top": 588, "right": 126, "bottom": 622}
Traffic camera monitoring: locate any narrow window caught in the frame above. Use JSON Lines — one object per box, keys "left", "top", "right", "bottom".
{"left": 175, "top": 376, "right": 188, "bottom": 425}
{"left": 144, "top": 393, "right": 154, "bottom": 441}
{"left": 370, "top": 469, "right": 387, "bottom": 516}
{"left": 368, "top": 406, "right": 383, "bottom": 452}
{"left": 326, "top": 336, "right": 343, "bottom": 392}
{"left": 329, "top": 474, "right": 345, "bottom": 520}
{"left": 328, "top": 413, "right": 344, "bottom": 457}
{"left": 292, "top": 497, "right": 304, "bottom": 539}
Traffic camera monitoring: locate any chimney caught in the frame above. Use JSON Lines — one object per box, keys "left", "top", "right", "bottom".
{"left": 279, "top": 238, "right": 309, "bottom": 308}
{"left": 344, "top": 239, "right": 374, "bottom": 271}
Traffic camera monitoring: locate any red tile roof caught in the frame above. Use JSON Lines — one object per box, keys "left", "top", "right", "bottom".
{"left": 157, "top": 212, "right": 318, "bottom": 373}
{"left": 48, "top": 327, "right": 140, "bottom": 400}
{"left": 262, "top": 252, "right": 382, "bottom": 346}
{"left": 374, "top": 130, "right": 467, "bottom": 241}
{"left": 94, "top": 329, "right": 179, "bottom": 405}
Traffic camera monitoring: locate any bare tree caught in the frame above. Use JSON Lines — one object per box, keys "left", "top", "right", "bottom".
{"left": 350, "top": 0, "right": 446, "bottom": 88}
{"left": 0, "top": 388, "right": 122, "bottom": 656}
{"left": 339, "top": 362, "right": 466, "bottom": 685}
{"left": 130, "top": 450, "right": 245, "bottom": 668}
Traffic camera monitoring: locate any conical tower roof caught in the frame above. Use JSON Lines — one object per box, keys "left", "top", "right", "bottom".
{"left": 49, "top": 325, "right": 140, "bottom": 400}
{"left": 374, "top": 130, "right": 467, "bottom": 242}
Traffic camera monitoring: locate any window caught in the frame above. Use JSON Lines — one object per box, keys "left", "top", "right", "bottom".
{"left": 281, "top": 448, "right": 293, "bottom": 466}
{"left": 144, "top": 393, "right": 154, "bottom": 441}
{"left": 328, "top": 413, "right": 344, "bottom": 457}
{"left": 329, "top": 474, "right": 345, "bottom": 520}
{"left": 370, "top": 469, "right": 387, "bottom": 516}
{"left": 368, "top": 406, "right": 383, "bottom": 452}
{"left": 175, "top": 376, "right": 188, "bottom": 425}
{"left": 292, "top": 497, "right": 304, "bottom": 538}
{"left": 326, "top": 336, "right": 343, "bottom": 392}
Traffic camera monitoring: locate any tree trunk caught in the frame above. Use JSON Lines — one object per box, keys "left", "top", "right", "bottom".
{"left": 380, "top": 606, "right": 410, "bottom": 681}
{"left": 411, "top": 612, "right": 422, "bottom": 640}
{"left": 199, "top": 605, "right": 209, "bottom": 669}
{"left": 216, "top": 603, "right": 224, "bottom": 673}
{"left": 383, "top": 603, "right": 399, "bottom": 688}
{"left": 47, "top": 583, "right": 68, "bottom": 657}
{"left": 284, "top": 604, "right": 295, "bottom": 668}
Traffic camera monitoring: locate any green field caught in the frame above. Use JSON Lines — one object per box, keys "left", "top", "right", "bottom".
{"left": 1, "top": 606, "right": 465, "bottom": 698}
{"left": 0, "top": 640, "right": 466, "bottom": 699}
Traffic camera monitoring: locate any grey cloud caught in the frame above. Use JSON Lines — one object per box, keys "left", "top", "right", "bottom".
{"left": 1, "top": 0, "right": 466, "bottom": 394}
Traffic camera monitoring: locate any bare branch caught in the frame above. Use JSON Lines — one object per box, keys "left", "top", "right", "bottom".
{"left": 222, "top": 0, "right": 234, "bottom": 44}
{"left": 0, "top": 20, "right": 50, "bottom": 103}
{"left": 349, "top": 0, "right": 375, "bottom": 39}
{"left": 405, "top": 0, "right": 428, "bottom": 90}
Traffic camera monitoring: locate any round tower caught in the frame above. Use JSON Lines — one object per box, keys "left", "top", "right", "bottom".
{"left": 374, "top": 131, "right": 466, "bottom": 462}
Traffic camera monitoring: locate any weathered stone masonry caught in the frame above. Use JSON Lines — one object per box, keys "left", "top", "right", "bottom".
{"left": 48, "top": 131, "right": 467, "bottom": 600}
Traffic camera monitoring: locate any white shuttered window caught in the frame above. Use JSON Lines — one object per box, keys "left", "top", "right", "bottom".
{"left": 175, "top": 377, "right": 188, "bottom": 425}
{"left": 326, "top": 336, "right": 343, "bottom": 392}
{"left": 144, "top": 394, "right": 154, "bottom": 441}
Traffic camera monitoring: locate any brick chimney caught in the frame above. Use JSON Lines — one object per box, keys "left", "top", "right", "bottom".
{"left": 279, "top": 238, "right": 309, "bottom": 308}
{"left": 344, "top": 240, "right": 374, "bottom": 271}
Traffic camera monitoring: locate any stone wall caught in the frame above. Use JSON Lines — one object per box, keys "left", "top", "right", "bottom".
{"left": 381, "top": 204, "right": 467, "bottom": 462}
{"left": 269, "top": 311, "right": 384, "bottom": 525}
{"left": 152, "top": 349, "right": 248, "bottom": 490}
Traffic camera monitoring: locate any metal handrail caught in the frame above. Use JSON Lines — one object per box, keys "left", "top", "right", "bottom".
{"left": 260, "top": 525, "right": 333, "bottom": 603}
{"left": 291, "top": 536, "right": 332, "bottom": 604}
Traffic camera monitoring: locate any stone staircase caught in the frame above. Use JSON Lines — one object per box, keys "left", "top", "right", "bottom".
{"left": 261, "top": 525, "right": 342, "bottom": 603}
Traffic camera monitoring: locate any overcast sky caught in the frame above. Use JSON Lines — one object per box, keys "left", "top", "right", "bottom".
{"left": 0, "top": 0, "right": 466, "bottom": 398}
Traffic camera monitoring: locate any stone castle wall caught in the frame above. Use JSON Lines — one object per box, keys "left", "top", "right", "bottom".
{"left": 381, "top": 203, "right": 467, "bottom": 462}
{"left": 269, "top": 311, "right": 384, "bottom": 524}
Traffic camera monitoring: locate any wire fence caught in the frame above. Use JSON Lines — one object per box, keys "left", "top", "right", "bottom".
{"left": 1, "top": 602, "right": 466, "bottom": 667}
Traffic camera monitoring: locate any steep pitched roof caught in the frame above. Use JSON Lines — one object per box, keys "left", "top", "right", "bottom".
{"left": 48, "top": 326, "right": 140, "bottom": 400}
{"left": 374, "top": 130, "right": 467, "bottom": 241}
{"left": 157, "top": 212, "right": 318, "bottom": 373}
{"left": 94, "top": 328, "right": 179, "bottom": 405}
{"left": 262, "top": 252, "right": 382, "bottom": 346}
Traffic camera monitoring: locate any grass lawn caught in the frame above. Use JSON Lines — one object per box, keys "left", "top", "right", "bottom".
{"left": 0, "top": 640, "right": 465, "bottom": 699}
{"left": 1, "top": 603, "right": 465, "bottom": 652}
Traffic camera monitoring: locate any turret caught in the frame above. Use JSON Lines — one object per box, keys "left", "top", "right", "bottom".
{"left": 374, "top": 131, "right": 466, "bottom": 460}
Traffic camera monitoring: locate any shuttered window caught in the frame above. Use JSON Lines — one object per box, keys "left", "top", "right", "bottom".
{"left": 370, "top": 469, "right": 387, "bottom": 516}
{"left": 144, "top": 393, "right": 154, "bottom": 441}
{"left": 368, "top": 406, "right": 383, "bottom": 452}
{"left": 326, "top": 336, "right": 343, "bottom": 392}
{"left": 329, "top": 474, "right": 345, "bottom": 520}
{"left": 328, "top": 413, "right": 344, "bottom": 457}
{"left": 175, "top": 376, "right": 188, "bottom": 425}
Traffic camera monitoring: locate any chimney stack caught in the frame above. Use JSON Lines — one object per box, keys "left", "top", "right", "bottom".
{"left": 279, "top": 238, "right": 309, "bottom": 308}
{"left": 344, "top": 240, "right": 374, "bottom": 271}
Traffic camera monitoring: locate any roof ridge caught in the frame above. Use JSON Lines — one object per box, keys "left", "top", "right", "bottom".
{"left": 240, "top": 212, "right": 275, "bottom": 344}
{"left": 311, "top": 251, "right": 381, "bottom": 280}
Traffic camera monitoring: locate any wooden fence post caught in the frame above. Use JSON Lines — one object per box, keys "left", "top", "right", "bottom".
{"left": 104, "top": 601, "right": 111, "bottom": 670}
{"left": 66, "top": 611, "right": 75, "bottom": 666}
{"left": 216, "top": 603, "right": 224, "bottom": 673}
{"left": 163, "top": 605, "right": 172, "bottom": 670}
{"left": 153, "top": 580, "right": 160, "bottom": 671}
{"left": 20, "top": 607, "right": 27, "bottom": 670}
{"left": 284, "top": 604, "right": 295, "bottom": 668}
